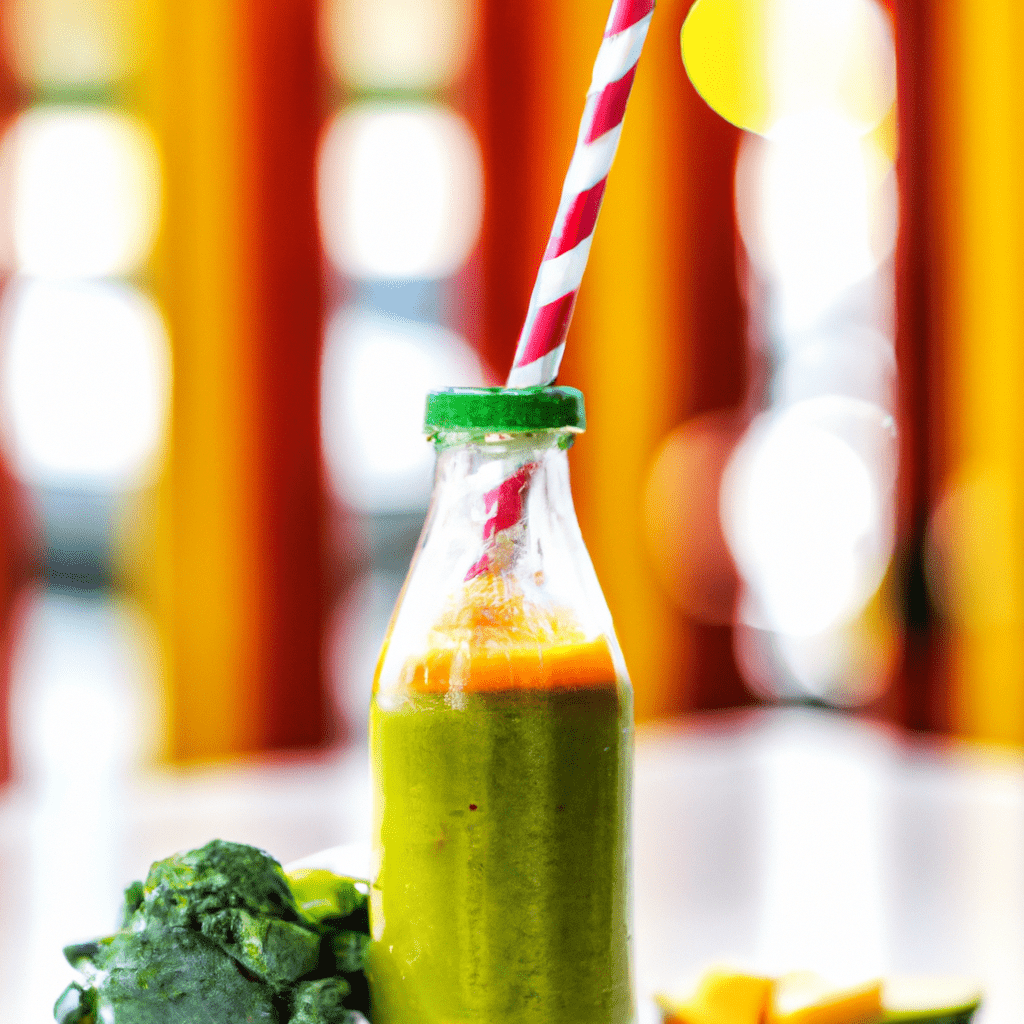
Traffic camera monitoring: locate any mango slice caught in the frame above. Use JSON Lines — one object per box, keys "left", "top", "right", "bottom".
{"left": 657, "top": 970, "right": 982, "bottom": 1024}
{"left": 658, "top": 969, "right": 773, "bottom": 1024}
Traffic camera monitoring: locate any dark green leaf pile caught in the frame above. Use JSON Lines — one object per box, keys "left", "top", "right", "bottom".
{"left": 55, "top": 840, "right": 371, "bottom": 1024}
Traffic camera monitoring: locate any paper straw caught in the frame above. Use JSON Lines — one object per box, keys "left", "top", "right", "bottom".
{"left": 465, "top": 462, "right": 538, "bottom": 580}
{"left": 506, "top": 0, "right": 656, "bottom": 389}
{"left": 465, "top": 0, "right": 655, "bottom": 583}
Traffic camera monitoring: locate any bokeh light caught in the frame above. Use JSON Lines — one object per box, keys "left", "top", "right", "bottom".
{"left": 323, "top": 0, "right": 473, "bottom": 91}
{"left": 723, "top": 397, "right": 897, "bottom": 638}
{"left": 765, "top": 0, "right": 895, "bottom": 136}
{"left": 0, "top": 107, "right": 161, "bottom": 280}
{"left": 735, "top": 586, "right": 899, "bottom": 707}
{"left": 642, "top": 412, "right": 742, "bottom": 625}
{"left": 735, "top": 113, "right": 898, "bottom": 333}
{"left": 772, "top": 325, "right": 897, "bottom": 412}
{"left": 10, "top": 590, "right": 162, "bottom": 783}
{"left": 681, "top": 0, "right": 896, "bottom": 137}
{"left": 318, "top": 103, "right": 483, "bottom": 280}
{"left": 705, "top": 0, "right": 902, "bottom": 705}
{"left": 927, "top": 470, "right": 1020, "bottom": 632}
{"left": 0, "top": 279, "right": 171, "bottom": 490}
{"left": 3, "top": 0, "right": 138, "bottom": 89}
{"left": 320, "top": 305, "right": 485, "bottom": 512}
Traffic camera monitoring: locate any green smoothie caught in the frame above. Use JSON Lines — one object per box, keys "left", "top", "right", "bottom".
{"left": 367, "top": 681, "right": 634, "bottom": 1024}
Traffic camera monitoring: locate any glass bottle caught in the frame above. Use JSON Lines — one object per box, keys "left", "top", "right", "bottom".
{"left": 367, "top": 387, "right": 635, "bottom": 1024}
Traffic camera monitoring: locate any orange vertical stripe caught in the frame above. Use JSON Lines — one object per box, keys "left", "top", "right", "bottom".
{"left": 142, "top": 0, "right": 265, "bottom": 761}
{"left": 934, "top": 0, "right": 1024, "bottom": 744}
{"left": 138, "top": 0, "right": 329, "bottom": 760}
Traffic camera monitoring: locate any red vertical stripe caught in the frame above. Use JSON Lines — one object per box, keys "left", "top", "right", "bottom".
{"left": 880, "top": 0, "right": 946, "bottom": 732}
{"left": 0, "top": 48, "right": 28, "bottom": 785}
{"left": 662, "top": 0, "right": 748, "bottom": 712}
{"left": 243, "top": 0, "right": 329, "bottom": 749}
{"left": 465, "top": 1, "right": 543, "bottom": 377}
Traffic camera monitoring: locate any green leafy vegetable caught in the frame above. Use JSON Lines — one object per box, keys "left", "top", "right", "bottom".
{"left": 290, "top": 978, "right": 355, "bottom": 1024}
{"left": 57, "top": 839, "right": 371, "bottom": 1024}
{"left": 289, "top": 869, "right": 366, "bottom": 926}
{"left": 53, "top": 982, "right": 99, "bottom": 1024}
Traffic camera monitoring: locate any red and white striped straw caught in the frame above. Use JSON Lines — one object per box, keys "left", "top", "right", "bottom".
{"left": 465, "top": 462, "right": 538, "bottom": 580}
{"left": 506, "top": 0, "right": 656, "bottom": 389}
{"left": 464, "top": 0, "right": 654, "bottom": 581}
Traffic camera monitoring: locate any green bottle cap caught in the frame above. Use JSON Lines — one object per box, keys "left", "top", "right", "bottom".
{"left": 424, "top": 387, "right": 586, "bottom": 434}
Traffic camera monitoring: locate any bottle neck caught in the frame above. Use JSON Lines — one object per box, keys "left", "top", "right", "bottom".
{"left": 431, "top": 427, "right": 575, "bottom": 457}
{"left": 421, "top": 430, "right": 578, "bottom": 582}
{"left": 432, "top": 430, "right": 573, "bottom": 510}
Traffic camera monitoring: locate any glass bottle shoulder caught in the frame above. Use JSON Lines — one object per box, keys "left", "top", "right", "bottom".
{"left": 373, "top": 434, "right": 631, "bottom": 703}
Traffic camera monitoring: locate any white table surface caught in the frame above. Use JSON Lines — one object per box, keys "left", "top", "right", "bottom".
{"left": 2, "top": 706, "right": 1021, "bottom": 1022}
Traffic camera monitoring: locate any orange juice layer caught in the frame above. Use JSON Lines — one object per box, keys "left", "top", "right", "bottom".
{"left": 398, "top": 573, "right": 616, "bottom": 693}
{"left": 400, "top": 637, "right": 616, "bottom": 693}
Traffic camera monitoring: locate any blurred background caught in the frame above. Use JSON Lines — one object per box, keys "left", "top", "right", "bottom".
{"left": 0, "top": 0, "right": 1018, "bottom": 770}
{"left": 1, "top": 0, "right": 1024, "bottom": 1018}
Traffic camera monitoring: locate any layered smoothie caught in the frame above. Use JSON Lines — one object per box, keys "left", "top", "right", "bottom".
{"left": 368, "top": 577, "right": 634, "bottom": 1024}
